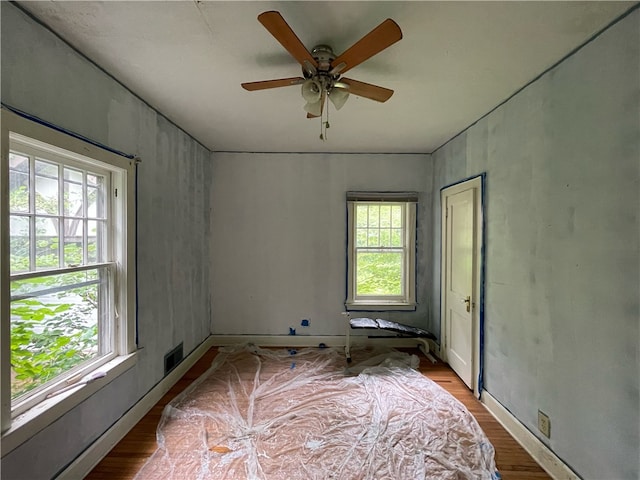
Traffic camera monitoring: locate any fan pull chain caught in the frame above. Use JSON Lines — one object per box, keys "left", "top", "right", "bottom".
{"left": 320, "top": 92, "right": 330, "bottom": 141}
{"left": 325, "top": 100, "right": 330, "bottom": 139}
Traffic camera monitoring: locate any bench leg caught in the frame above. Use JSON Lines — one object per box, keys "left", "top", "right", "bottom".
{"left": 418, "top": 339, "right": 437, "bottom": 364}
{"left": 343, "top": 312, "right": 352, "bottom": 362}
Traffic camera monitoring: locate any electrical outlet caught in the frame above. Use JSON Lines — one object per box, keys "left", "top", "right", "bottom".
{"left": 538, "top": 410, "right": 550, "bottom": 438}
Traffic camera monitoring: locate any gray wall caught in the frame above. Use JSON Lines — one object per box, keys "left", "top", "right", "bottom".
{"left": 211, "top": 152, "right": 435, "bottom": 336}
{"left": 431, "top": 9, "right": 639, "bottom": 480}
{"left": 1, "top": 4, "right": 212, "bottom": 479}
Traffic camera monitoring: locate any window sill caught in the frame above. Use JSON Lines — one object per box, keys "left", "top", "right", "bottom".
{"left": 345, "top": 302, "right": 417, "bottom": 312}
{"left": 1, "top": 351, "right": 137, "bottom": 456}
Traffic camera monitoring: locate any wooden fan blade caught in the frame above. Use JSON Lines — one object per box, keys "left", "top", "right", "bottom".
{"left": 258, "top": 11, "right": 318, "bottom": 69}
{"left": 331, "top": 19, "right": 402, "bottom": 75}
{"left": 242, "top": 77, "right": 305, "bottom": 91}
{"left": 341, "top": 78, "right": 394, "bottom": 103}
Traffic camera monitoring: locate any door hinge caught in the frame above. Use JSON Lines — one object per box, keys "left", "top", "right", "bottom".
{"left": 114, "top": 188, "right": 118, "bottom": 197}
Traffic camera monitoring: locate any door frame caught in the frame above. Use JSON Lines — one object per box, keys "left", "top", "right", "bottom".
{"left": 440, "top": 174, "right": 485, "bottom": 397}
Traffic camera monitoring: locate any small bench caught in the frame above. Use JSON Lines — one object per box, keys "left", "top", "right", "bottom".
{"left": 343, "top": 313, "right": 437, "bottom": 364}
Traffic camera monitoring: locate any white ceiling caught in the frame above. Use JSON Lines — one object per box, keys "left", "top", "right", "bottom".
{"left": 18, "top": 1, "right": 634, "bottom": 153}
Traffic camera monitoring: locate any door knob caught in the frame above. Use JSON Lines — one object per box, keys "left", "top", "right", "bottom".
{"left": 463, "top": 295, "right": 471, "bottom": 313}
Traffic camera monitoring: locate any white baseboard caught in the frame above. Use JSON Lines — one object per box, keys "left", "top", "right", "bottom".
{"left": 481, "top": 390, "right": 580, "bottom": 480}
{"left": 56, "top": 336, "right": 216, "bottom": 480}
{"left": 209, "top": 334, "right": 434, "bottom": 351}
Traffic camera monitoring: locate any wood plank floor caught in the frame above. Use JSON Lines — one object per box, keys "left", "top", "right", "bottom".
{"left": 85, "top": 347, "right": 551, "bottom": 480}
{"left": 412, "top": 354, "right": 551, "bottom": 480}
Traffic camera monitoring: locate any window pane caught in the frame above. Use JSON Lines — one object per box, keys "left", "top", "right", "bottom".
{"left": 368, "top": 205, "right": 380, "bottom": 227}
{"left": 35, "top": 217, "right": 59, "bottom": 269}
{"left": 87, "top": 174, "right": 98, "bottom": 187}
{"left": 64, "top": 220, "right": 84, "bottom": 267}
{"left": 391, "top": 205, "right": 403, "bottom": 228}
{"left": 367, "top": 228, "right": 379, "bottom": 247}
{"left": 379, "top": 205, "right": 391, "bottom": 227}
{"left": 64, "top": 168, "right": 84, "bottom": 217}
{"left": 356, "top": 251, "right": 403, "bottom": 296}
{"left": 356, "top": 205, "right": 368, "bottom": 228}
{"left": 10, "top": 269, "right": 108, "bottom": 400}
{"left": 356, "top": 228, "right": 368, "bottom": 248}
{"left": 391, "top": 228, "right": 403, "bottom": 247}
{"left": 380, "top": 229, "right": 391, "bottom": 247}
{"left": 10, "top": 215, "right": 30, "bottom": 273}
{"left": 35, "top": 160, "right": 59, "bottom": 215}
{"left": 88, "top": 220, "right": 108, "bottom": 263}
{"left": 9, "top": 152, "right": 29, "bottom": 172}
{"left": 87, "top": 181, "right": 106, "bottom": 220}
{"left": 64, "top": 167, "right": 83, "bottom": 183}
{"left": 9, "top": 154, "right": 30, "bottom": 213}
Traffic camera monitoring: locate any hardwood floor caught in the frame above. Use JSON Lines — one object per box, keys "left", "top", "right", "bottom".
{"left": 85, "top": 347, "right": 551, "bottom": 480}
{"left": 412, "top": 355, "right": 551, "bottom": 480}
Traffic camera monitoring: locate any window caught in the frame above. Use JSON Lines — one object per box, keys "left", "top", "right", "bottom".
{"left": 346, "top": 192, "right": 417, "bottom": 310}
{"left": 1, "top": 110, "right": 136, "bottom": 439}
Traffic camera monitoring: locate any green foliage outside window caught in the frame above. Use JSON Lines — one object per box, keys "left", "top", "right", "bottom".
{"left": 10, "top": 242, "right": 100, "bottom": 400}
{"left": 9, "top": 176, "right": 102, "bottom": 400}
{"left": 356, "top": 252, "right": 402, "bottom": 296}
{"left": 354, "top": 203, "right": 405, "bottom": 297}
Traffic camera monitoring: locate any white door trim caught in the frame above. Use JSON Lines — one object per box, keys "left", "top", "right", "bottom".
{"left": 440, "top": 175, "right": 484, "bottom": 397}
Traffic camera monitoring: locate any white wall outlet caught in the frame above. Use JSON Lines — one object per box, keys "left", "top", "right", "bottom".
{"left": 538, "top": 410, "right": 550, "bottom": 438}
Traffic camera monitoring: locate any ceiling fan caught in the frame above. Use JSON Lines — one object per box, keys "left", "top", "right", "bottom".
{"left": 241, "top": 11, "right": 402, "bottom": 127}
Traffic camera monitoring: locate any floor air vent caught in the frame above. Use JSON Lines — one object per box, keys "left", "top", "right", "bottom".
{"left": 164, "top": 343, "right": 184, "bottom": 376}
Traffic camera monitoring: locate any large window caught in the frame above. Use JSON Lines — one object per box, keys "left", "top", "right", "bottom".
{"left": 1, "top": 110, "right": 136, "bottom": 439}
{"left": 346, "top": 192, "right": 417, "bottom": 310}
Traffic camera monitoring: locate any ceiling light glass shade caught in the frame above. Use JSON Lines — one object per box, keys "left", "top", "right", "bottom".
{"left": 329, "top": 84, "right": 349, "bottom": 110}
{"left": 301, "top": 79, "right": 322, "bottom": 103}
{"left": 304, "top": 99, "right": 323, "bottom": 117}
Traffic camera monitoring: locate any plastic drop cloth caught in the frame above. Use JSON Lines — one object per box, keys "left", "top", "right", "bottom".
{"left": 135, "top": 345, "right": 498, "bottom": 480}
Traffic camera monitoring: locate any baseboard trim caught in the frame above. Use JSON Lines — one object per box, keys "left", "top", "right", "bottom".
{"left": 481, "top": 390, "right": 580, "bottom": 480}
{"left": 209, "top": 334, "right": 436, "bottom": 351}
{"left": 56, "top": 336, "right": 216, "bottom": 480}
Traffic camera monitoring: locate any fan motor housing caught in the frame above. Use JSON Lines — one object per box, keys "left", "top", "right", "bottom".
{"left": 311, "top": 45, "right": 336, "bottom": 71}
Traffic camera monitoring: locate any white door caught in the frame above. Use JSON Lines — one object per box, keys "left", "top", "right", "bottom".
{"left": 443, "top": 185, "right": 477, "bottom": 388}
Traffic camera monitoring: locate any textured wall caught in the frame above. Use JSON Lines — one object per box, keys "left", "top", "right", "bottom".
{"left": 1, "top": 4, "right": 212, "bottom": 479}
{"left": 431, "top": 9, "right": 639, "bottom": 479}
{"left": 211, "top": 152, "right": 434, "bottom": 336}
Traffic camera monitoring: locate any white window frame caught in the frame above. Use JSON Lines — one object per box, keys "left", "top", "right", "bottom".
{"left": 345, "top": 192, "right": 417, "bottom": 311}
{"left": 0, "top": 109, "right": 137, "bottom": 454}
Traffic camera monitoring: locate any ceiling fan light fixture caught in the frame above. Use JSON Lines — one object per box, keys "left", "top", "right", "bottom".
{"left": 301, "top": 78, "right": 322, "bottom": 103}
{"left": 329, "top": 83, "right": 349, "bottom": 110}
{"left": 304, "top": 99, "right": 323, "bottom": 117}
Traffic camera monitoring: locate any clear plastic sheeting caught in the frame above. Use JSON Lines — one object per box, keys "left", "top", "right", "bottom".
{"left": 135, "top": 345, "right": 498, "bottom": 479}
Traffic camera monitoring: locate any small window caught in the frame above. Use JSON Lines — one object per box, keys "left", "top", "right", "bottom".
{"left": 1, "top": 112, "right": 136, "bottom": 426}
{"left": 346, "top": 192, "right": 417, "bottom": 310}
